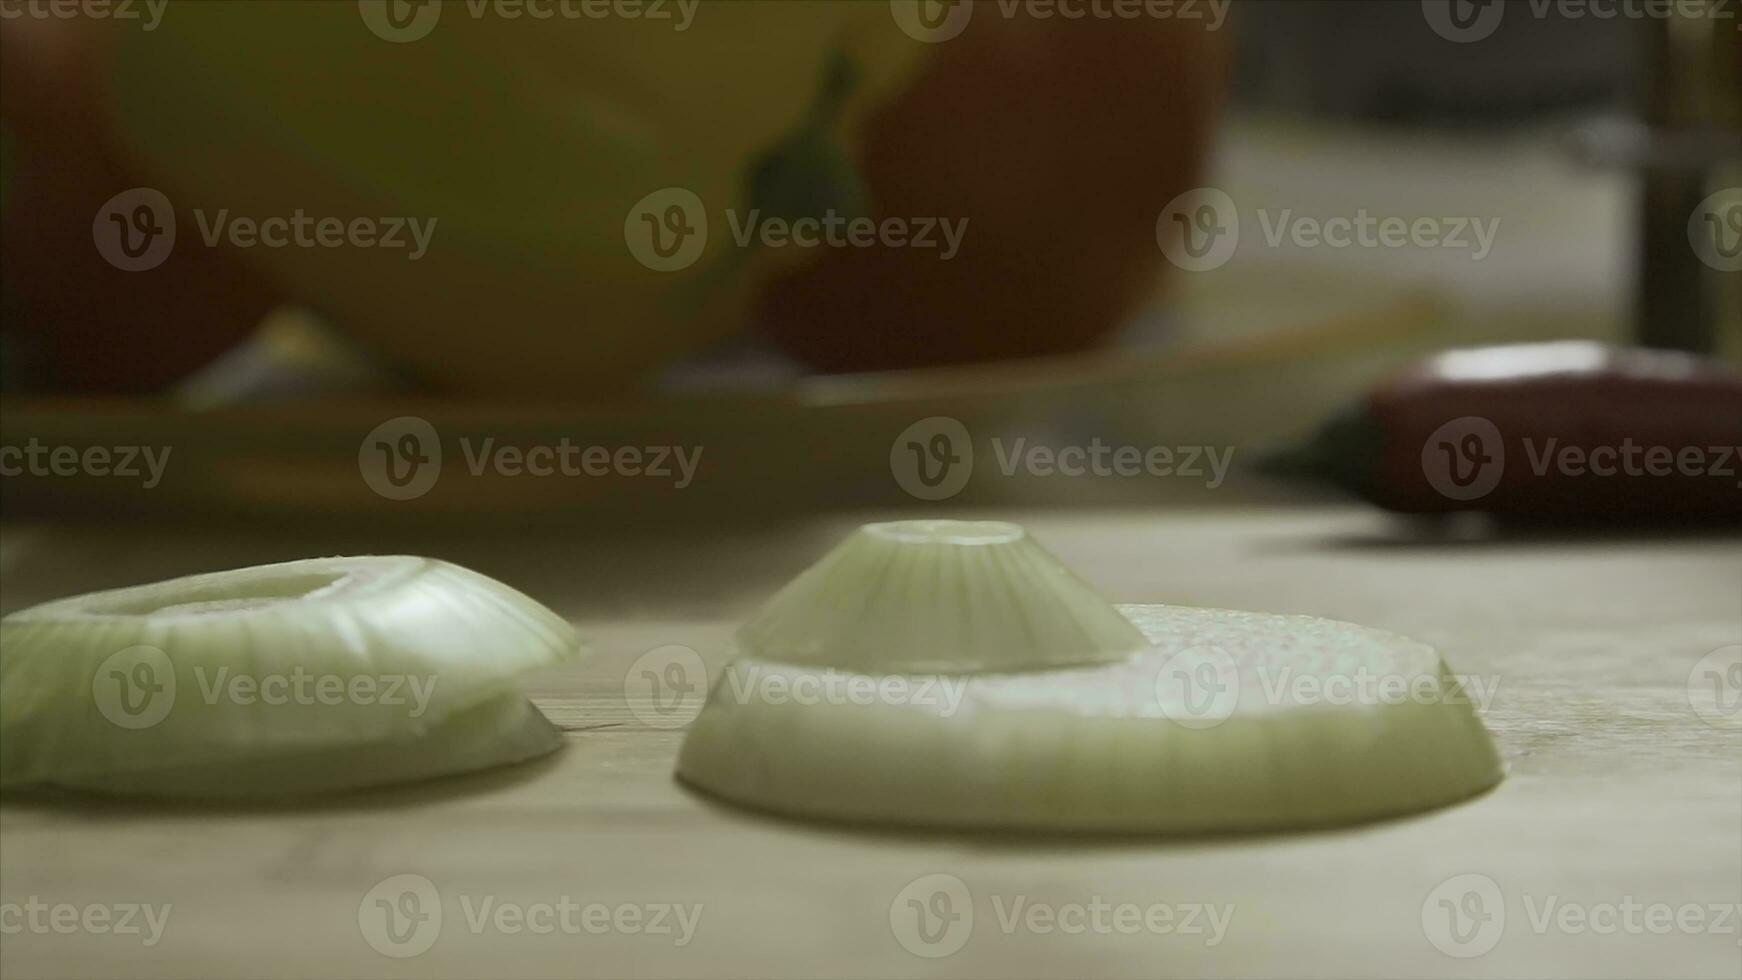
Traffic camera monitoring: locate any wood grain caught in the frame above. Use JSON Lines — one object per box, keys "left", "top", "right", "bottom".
{"left": 1, "top": 508, "right": 1738, "bottom": 979}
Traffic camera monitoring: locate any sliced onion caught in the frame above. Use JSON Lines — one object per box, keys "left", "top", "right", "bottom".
{"left": 69, "top": 692, "right": 561, "bottom": 799}
{"left": 738, "top": 520, "right": 1147, "bottom": 674}
{"left": 684, "top": 592, "right": 1503, "bottom": 832}
{"left": 0, "top": 556, "right": 581, "bottom": 794}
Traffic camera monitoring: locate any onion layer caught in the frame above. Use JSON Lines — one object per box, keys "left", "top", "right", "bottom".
{"left": 737, "top": 520, "right": 1147, "bottom": 674}
{"left": 1, "top": 556, "right": 582, "bottom": 795}
{"left": 70, "top": 692, "right": 562, "bottom": 799}
{"left": 679, "top": 604, "right": 1503, "bottom": 833}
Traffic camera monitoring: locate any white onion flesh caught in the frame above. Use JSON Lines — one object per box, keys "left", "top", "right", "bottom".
{"left": 67, "top": 692, "right": 562, "bottom": 799}
{"left": 679, "top": 604, "right": 1503, "bottom": 833}
{"left": 0, "top": 556, "right": 582, "bottom": 795}
{"left": 737, "top": 520, "right": 1148, "bottom": 674}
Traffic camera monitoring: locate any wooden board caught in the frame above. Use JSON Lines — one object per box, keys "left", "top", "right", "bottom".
{"left": 1, "top": 507, "right": 1738, "bottom": 979}
{"left": 0, "top": 265, "right": 1452, "bottom": 524}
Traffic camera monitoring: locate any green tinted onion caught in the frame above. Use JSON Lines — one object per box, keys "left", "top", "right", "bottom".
{"left": 0, "top": 556, "right": 582, "bottom": 797}
{"left": 680, "top": 524, "right": 1502, "bottom": 832}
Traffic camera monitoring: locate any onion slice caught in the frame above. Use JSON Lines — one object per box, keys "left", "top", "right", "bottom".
{"left": 679, "top": 603, "right": 1503, "bottom": 833}
{"left": 0, "top": 556, "right": 582, "bottom": 793}
{"left": 66, "top": 692, "right": 562, "bottom": 799}
{"left": 738, "top": 520, "right": 1147, "bottom": 674}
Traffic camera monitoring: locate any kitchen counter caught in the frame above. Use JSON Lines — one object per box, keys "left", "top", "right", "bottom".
{"left": 1, "top": 507, "right": 1738, "bottom": 979}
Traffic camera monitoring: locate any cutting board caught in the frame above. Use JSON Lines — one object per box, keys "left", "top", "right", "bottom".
{"left": 1, "top": 507, "right": 1738, "bottom": 979}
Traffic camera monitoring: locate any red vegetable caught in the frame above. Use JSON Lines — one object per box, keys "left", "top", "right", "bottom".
{"left": 1271, "top": 343, "right": 1742, "bottom": 520}
{"left": 0, "top": 17, "right": 279, "bottom": 393}
{"left": 759, "top": 12, "right": 1229, "bottom": 372}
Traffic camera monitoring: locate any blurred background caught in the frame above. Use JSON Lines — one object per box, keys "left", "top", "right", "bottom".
{"left": 1, "top": 8, "right": 1738, "bottom": 979}
{"left": 0, "top": 0, "right": 1737, "bottom": 522}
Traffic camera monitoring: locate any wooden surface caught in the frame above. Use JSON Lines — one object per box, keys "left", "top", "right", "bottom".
{"left": 0, "top": 507, "right": 1738, "bottom": 979}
